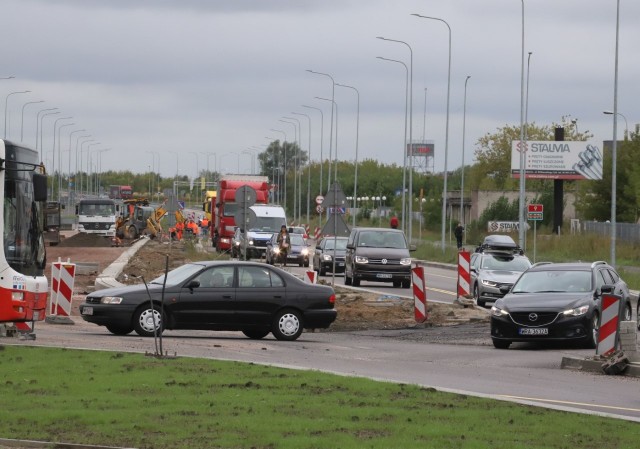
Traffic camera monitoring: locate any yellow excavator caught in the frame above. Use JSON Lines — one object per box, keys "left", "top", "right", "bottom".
{"left": 116, "top": 198, "right": 167, "bottom": 239}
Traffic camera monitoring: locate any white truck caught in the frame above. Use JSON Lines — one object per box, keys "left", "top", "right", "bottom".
{"left": 76, "top": 198, "right": 119, "bottom": 236}
{"left": 235, "top": 204, "right": 287, "bottom": 259}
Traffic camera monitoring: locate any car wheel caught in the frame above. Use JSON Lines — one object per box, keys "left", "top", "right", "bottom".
{"left": 402, "top": 279, "right": 411, "bottom": 289}
{"left": 319, "top": 265, "right": 326, "bottom": 277}
{"left": 586, "top": 313, "right": 599, "bottom": 349}
{"left": 623, "top": 303, "right": 632, "bottom": 322}
{"left": 242, "top": 330, "right": 270, "bottom": 340}
{"left": 352, "top": 277, "right": 360, "bottom": 287}
{"left": 492, "top": 339, "right": 511, "bottom": 349}
{"left": 133, "top": 305, "right": 163, "bottom": 337}
{"left": 127, "top": 225, "right": 138, "bottom": 239}
{"left": 473, "top": 284, "right": 485, "bottom": 307}
{"left": 106, "top": 324, "right": 133, "bottom": 335}
{"left": 272, "top": 309, "right": 303, "bottom": 341}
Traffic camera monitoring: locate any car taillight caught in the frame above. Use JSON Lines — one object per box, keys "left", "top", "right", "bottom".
{"left": 328, "top": 294, "right": 336, "bottom": 304}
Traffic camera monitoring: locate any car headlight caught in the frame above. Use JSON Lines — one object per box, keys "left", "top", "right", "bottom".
{"left": 322, "top": 254, "right": 333, "bottom": 262}
{"left": 400, "top": 258, "right": 412, "bottom": 265}
{"left": 249, "top": 239, "right": 254, "bottom": 246}
{"left": 101, "top": 296, "right": 124, "bottom": 304}
{"left": 481, "top": 279, "right": 498, "bottom": 287}
{"left": 355, "top": 255, "right": 368, "bottom": 264}
{"left": 273, "top": 248, "right": 280, "bottom": 254}
{"left": 234, "top": 241, "right": 240, "bottom": 246}
{"left": 221, "top": 238, "right": 230, "bottom": 244}
{"left": 562, "top": 305, "right": 589, "bottom": 317}
{"left": 301, "top": 248, "right": 309, "bottom": 256}
{"left": 490, "top": 305, "right": 508, "bottom": 317}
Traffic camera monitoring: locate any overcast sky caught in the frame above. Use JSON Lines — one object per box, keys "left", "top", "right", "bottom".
{"left": 2, "top": 0, "right": 638, "bottom": 179}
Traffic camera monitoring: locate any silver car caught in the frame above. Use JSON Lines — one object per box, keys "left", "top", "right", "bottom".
{"left": 470, "top": 252, "right": 531, "bottom": 307}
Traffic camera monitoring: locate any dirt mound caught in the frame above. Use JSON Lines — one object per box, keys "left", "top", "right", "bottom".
{"left": 57, "top": 232, "right": 114, "bottom": 247}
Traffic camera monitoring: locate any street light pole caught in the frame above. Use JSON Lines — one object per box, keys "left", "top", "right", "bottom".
{"left": 413, "top": 13, "right": 452, "bottom": 252}
{"left": 36, "top": 108, "right": 58, "bottom": 159}
{"left": 610, "top": 0, "right": 621, "bottom": 267}
{"left": 67, "top": 129, "right": 86, "bottom": 206}
{"left": 603, "top": 111, "right": 628, "bottom": 140}
{"left": 461, "top": 76, "right": 471, "bottom": 231}
{"left": 4, "top": 90, "right": 31, "bottom": 138}
{"left": 57, "top": 123, "right": 75, "bottom": 202}
{"left": 20, "top": 100, "right": 44, "bottom": 142}
{"left": 376, "top": 56, "right": 409, "bottom": 233}
{"left": 75, "top": 135, "right": 91, "bottom": 200}
{"left": 306, "top": 70, "right": 336, "bottom": 192}
{"left": 282, "top": 117, "right": 302, "bottom": 223}
{"left": 51, "top": 116, "right": 73, "bottom": 200}
{"left": 377, "top": 37, "right": 413, "bottom": 241}
{"left": 292, "top": 111, "right": 312, "bottom": 225}
{"left": 335, "top": 83, "right": 360, "bottom": 229}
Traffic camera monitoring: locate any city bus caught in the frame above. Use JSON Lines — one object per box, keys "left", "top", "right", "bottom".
{"left": 0, "top": 140, "right": 49, "bottom": 324}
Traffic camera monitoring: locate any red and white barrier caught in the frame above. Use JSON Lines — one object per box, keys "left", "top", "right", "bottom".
{"left": 597, "top": 293, "right": 621, "bottom": 356}
{"left": 458, "top": 250, "right": 471, "bottom": 299}
{"left": 48, "top": 259, "right": 76, "bottom": 322}
{"left": 304, "top": 270, "right": 317, "bottom": 284}
{"left": 304, "top": 223, "right": 310, "bottom": 237}
{"left": 412, "top": 265, "right": 427, "bottom": 323}
{"left": 314, "top": 227, "right": 321, "bottom": 240}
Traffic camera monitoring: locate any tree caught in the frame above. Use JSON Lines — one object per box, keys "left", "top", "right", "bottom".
{"left": 258, "top": 140, "right": 307, "bottom": 180}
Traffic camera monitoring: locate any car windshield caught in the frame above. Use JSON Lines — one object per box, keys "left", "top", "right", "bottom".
{"left": 511, "top": 270, "right": 592, "bottom": 293}
{"left": 150, "top": 263, "right": 206, "bottom": 285}
{"left": 290, "top": 234, "right": 305, "bottom": 246}
{"left": 481, "top": 255, "right": 530, "bottom": 271}
{"left": 324, "top": 239, "right": 347, "bottom": 250}
{"left": 358, "top": 231, "right": 407, "bottom": 249}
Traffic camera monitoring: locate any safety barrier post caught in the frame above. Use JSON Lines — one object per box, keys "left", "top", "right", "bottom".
{"left": 304, "top": 270, "right": 317, "bottom": 284}
{"left": 314, "top": 227, "right": 322, "bottom": 240}
{"left": 457, "top": 250, "right": 471, "bottom": 300}
{"left": 46, "top": 258, "right": 76, "bottom": 325}
{"left": 412, "top": 264, "right": 427, "bottom": 323}
{"left": 597, "top": 293, "right": 622, "bottom": 356}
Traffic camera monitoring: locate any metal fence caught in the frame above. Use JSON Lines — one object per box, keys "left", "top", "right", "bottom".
{"left": 582, "top": 220, "right": 640, "bottom": 243}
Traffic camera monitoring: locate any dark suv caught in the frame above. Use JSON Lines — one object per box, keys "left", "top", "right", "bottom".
{"left": 344, "top": 227, "right": 415, "bottom": 288}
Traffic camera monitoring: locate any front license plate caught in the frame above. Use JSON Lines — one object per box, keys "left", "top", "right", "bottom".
{"left": 82, "top": 307, "right": 94, "bottom": 316}
{"left": 376, "top": 273, "right": 393, "bottom": 279}
{"left": 519, "top": 327, "right": 548, "bottom": 335}
{"left": 338, "top": 262, "right": 344, "bottom": 267}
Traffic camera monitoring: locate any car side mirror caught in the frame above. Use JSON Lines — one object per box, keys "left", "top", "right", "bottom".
{"left": 346, "top": 243, "right": 355, "bottom": 249}
{"left": 599, "top": 284, "right": 615, "bottom": 296}
{"left": 499, "top": 285, "right": 511, "bottom": 294}
{"left": 187, "top": 280, "right": 200, "bottom": 290}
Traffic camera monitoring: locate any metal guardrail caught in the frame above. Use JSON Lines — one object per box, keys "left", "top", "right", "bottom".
{"left": 582, "top": 220, "right": 640, "bottom": 243}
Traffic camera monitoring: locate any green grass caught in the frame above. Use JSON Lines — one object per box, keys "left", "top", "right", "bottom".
{"left": 0, "top": 346, "right": 638, "bottom": 449}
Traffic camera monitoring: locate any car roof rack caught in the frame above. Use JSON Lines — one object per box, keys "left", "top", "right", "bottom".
{"left": 531, "top": 261, "right": 553, "bottom": 268}
{"left": 591, "top": 260, "right": 608, "bottom": 268}
{"left": 475, "top": 235, "right": 524, "bottom": 255}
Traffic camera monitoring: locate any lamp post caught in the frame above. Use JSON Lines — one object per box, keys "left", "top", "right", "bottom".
{"left": 96, "top": 149, "right": 111, "bottom": 195}
{"left": 314, "top": 97, "right": 339, "bottom": 187}
{"left": 306, "top": 70, "right": 336, "bottom": 191}
{"left": 57, "top": 123, "right": 75, "bottom": 202}
{"left": 335, "top": 83, "right": 360, "bottom": 229}
{"left": 281, "top": 117, "right": 301, "bottom": 223}
{"left": 609, "top": 0, "right": 621, "bottom": 267}
{"left": 75, "top": 135, "right": 91, "bottom": 200}
{"left": 302, "top": 105, "right": 324, "bottom": 208}
{"left": 603, "top": 111, "right": 628, "bottom": 140}
{"left": 79, "top": 139, "right": 95, "bottom": 195}
{"left": 200, "top": 152, "right": 216, "bottom": 184}
{"left": 292, "top": 111, "right": 313, "bottom": 225}
{"left": 265, "top": 137, "right": 280, "bottom": 204}
{"left": 377, "top": 37, "right": 413, "bottom": 241}
{"left": 20, "top": 100, "right": 44, "bottom": 142}
{"left": 461, "top": 76, "right": 471, "bottom": 229}
{"left": 412, "top": 13, "right": 452, "bottom": 252}
{"left": 376, "top": 56, "right": 409, "bottom": 232}
{"left": 67, "top": 129, "right": 86, "bottom": 206}
{"left": 86, "top": 143, "right": 101, "bottom": 195}
{"left": 51, "top": 117, "right": 73, "bottom": 200}
{"left": 270, "top": 129, "right": 287, "bottom": 210}
{"left": 5, "top": 90, "right": 31, "bottom": 138}
{"left": 36, "top": 108, "right": 58, "bottom": 159}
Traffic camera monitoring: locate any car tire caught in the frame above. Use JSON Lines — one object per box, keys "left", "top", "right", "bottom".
{"left": 133, "top": 305, "right": 163, "bottom": 337}
{"left": 319, "top": 265, "right": 326, "bottom": 277}
{"left": 492, "top": 339, "right": 511, "bottom": 349}
{"left": 272, "top": 309, "right": 303, "bottom": 341}
{"left": 127, "top": 225, "right": 138, "bottom": 240}
{"left": 586, "top": 313, "right": 599, "bottom": 349}
{"left": 352, "top": 277, "right": 360, "bottom": 287}
{"left": 242, "top": 330, "right": 270, "bottom": 340}
{"left": 106, "top": 324, "right": 133, "bottom": 336}
{"left": 473, "top": 284, "right": 485, "bottom": 307}
{"left": 402, "top": 279, "right": 411, "bottom": 289}
{"left": 623, "top": 303, "right": 632, "bottom": 322}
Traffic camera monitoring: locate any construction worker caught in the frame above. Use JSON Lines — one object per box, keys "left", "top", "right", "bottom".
{"left": 200, "top": 217, "right": 209, "bottom": 236}
{"left": 186, "top": 219, "right": 199, "bottom": 239}
{"left": 175, "top": 220, "right": 184, "bottom": 240}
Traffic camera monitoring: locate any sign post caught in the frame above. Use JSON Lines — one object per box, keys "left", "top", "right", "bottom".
{"left": 527, "top": 204, "right": 543, "bottom": 262}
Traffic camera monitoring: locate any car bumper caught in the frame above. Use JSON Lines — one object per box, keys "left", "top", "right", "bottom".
{"left": 303, "top": 309, "right": 337, "bottom": 329}
{"left": 79, "top": 303, "right": 137, "bottom": 327}
{"left": 321, "top": 261, "right": 345, "bottom": 273}
{"left": 491, "top": 314, "right": 592, "bottom": 343}
{"left": 353, "top": 266, "right": 411, "bottom": 282}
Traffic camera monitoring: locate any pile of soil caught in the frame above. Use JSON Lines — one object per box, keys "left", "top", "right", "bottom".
{"left": 57, "top": 233, "right": 114, "bottom": 248}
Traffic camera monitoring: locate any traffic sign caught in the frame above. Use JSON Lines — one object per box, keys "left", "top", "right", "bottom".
{"left": 527, "top": 203, "right": 543, "bottom": 221}
{"left": 315, "top": 195, "right": 324, "bottom": 205}
{"left": 528, "top": 204, "right": 543, "bottom": 213}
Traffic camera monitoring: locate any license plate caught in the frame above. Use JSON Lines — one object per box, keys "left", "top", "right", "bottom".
{"left": 82, "top": 307, "right": 94, "bottom": 316}
{"left": 33, "top": 311, "right": 40, "bottom": 320}
{"left": 519, "top": 327, "right": 548, "bottom": 335}
{"left": 338, "top": 263, "right": 344, "bottom": 267}
{"left": 376, "top": 273, "right": 393, "bottom": 279}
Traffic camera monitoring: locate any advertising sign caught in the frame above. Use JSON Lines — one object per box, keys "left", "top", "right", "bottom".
{"left": 487, "top": 221, "right": 529, "bottom": 233}
{"left": 407, "top": 142, "right": 435, "bottom": 156}
{"left": 511, "top": 141, "right": 603, "bottom": 180}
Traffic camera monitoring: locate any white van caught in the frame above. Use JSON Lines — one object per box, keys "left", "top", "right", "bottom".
{"left": 236, "top": 204, "right": 287, "bottom": 259}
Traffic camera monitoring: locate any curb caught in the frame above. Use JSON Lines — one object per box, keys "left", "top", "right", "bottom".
{"left": 561, "top": 354, "right": 640, "bottom": 377}
{"left": 94, "top": 238, "right": 150, "bottom": 291}
{"left": 0, "top": 438, "right": 136, "bottom": 449}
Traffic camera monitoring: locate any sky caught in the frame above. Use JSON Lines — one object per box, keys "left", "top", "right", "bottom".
{"left": 1, "top": 0, "right": 638, "bottom": 180}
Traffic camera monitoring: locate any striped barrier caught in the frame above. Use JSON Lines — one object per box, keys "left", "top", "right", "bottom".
{"left": 47, "top": 259, "right": 76, "bottom": 324}
{"left": 458, "top": 250, "right": 471, "bottom": 299}
{"left": 412, "top": 265, "right": 427, "bottom": 323}
{"left": 597, "top": 293, "right": 621, "bottom": 356}
{"left": 314, "top": 227, "right": 321, "bottom": 240}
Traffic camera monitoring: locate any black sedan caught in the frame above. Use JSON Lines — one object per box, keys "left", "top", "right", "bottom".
{"left": 490, "top": 261, "right": 632, "bottom": 349}
{"left": 79, "top": 261, "right": 337, "bottom": 341}
{"left": 313, "top": 236, "right": 348, "bottom": 276}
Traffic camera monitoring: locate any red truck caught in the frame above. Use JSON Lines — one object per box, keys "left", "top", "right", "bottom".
{"left": 211, "top": 175, "right": 270, "bottom": 252}
{"left": 108, "top": 185, "right": 133, "bottom": 200}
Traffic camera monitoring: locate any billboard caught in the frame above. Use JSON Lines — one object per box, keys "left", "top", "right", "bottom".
{"left": 511, "top": 141, "right": 602, "bottom": 180}
{"left": 407, "top": 142, "right": 434, "bottom": 156}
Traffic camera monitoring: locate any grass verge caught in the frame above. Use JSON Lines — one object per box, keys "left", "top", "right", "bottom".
{"left": 1, "top": 346, "right": 638, "bottom": 449}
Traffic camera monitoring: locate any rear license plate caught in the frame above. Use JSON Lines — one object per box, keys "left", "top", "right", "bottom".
{"left": 338, "top": 262, "right": 344, "bottom": 267}
{"left": 519, "top": 327, "right": 547, "bottom": 335}
{"left": 33, "top": 311, "right": 40, "bottom": 320}
{"left": 82, "top": 307, "right": 94, "bottom": 316}
{"left": 376, "top": 273, "right": 393, "bottom": 279}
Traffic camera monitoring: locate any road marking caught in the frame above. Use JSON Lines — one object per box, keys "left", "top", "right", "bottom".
{"left": 427, "top": 286, "right": 458, "bottom": 297}
{"left": 499, "top": 395, "right": 640, "bottom": 413}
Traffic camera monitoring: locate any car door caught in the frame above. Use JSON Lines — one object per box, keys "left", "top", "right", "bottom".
{"left": 169, "top": 265, "right": 237, "bottom": 328}
{"left": 234, "top": 265, "right": 286, "bottom": 326}
{"left": 314, "top": 238, "right": 324, "bottom": 269}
